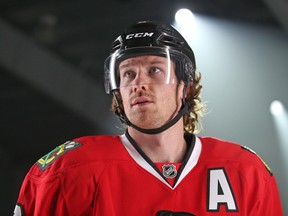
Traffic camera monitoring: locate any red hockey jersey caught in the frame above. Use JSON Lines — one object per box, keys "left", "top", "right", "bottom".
{"left": 14, "top": 133, "right": 283, "bottom": 215}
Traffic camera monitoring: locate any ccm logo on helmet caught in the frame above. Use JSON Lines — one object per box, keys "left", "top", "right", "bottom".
{"left": 126, "top": 32, "right": 154, "bottom": 39}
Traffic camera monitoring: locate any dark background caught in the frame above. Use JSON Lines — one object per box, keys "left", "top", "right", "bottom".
{"left": 0, "top": 0, "right": 287, "bottom": 214}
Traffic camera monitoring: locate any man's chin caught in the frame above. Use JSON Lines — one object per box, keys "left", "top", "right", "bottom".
{"left": 129, "top": 119, "right": 163, "bottom": 130}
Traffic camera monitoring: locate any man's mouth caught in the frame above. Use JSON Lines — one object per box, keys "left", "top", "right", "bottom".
{"left": 131, "top": 97, "right": 151, "bottom": 107}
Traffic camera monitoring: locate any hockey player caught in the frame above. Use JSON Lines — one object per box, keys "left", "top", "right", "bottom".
{"left": 14, "top": 21, "right": 283, "bottom": 215}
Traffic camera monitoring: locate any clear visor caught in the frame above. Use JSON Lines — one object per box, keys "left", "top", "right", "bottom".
{"left": 104, "top": 47, "right": 191, "bottom": 94}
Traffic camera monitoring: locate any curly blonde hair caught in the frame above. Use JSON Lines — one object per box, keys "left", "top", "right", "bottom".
{"left": 183, "top": 71, "right": 206, "bottom": 134}
{"left": 111, "top": 71, "right": 206, "bottom": 134}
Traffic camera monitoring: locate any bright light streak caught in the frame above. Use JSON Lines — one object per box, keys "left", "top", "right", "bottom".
{"left": 270, "top": 100, "right": 285, "bottom": 116}
{"left": 175, "top": 9, "right": 194, "bottom": 25}
{"left": 174, "top": 8, "right": 197, "bottom": 39}
{"left": 270, "top": 100, "right": 288, "bottom": 205}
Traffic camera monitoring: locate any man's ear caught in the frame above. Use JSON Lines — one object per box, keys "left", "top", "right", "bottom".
{"left": 177, "top": 81, "right": 189, "bottom": 101}
{"left": 185, "top": 84, "right": 191, "bottom": 98}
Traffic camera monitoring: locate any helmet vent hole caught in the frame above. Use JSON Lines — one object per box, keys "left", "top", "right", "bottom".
{"left": 111, "top": 40, "right": 121, "bottom": 52}
{"left": 158, "top": 35, "right": 183, "bottom": 48}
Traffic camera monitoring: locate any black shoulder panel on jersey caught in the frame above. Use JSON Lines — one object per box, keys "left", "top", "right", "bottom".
{"left": 241, "top": 146, "right": 273, "bottom": 176}
{"left": 36, "top": 140, "right": 82, "bottom": 171}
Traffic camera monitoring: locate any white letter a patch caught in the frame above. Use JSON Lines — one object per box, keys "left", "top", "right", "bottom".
{"left": 208, "top": 168, "right": 238, "bottom": 212}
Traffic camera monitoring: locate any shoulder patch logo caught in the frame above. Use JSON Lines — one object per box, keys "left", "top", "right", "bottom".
{"left": 36, "top": 140, "right": 81, "bottom": 171}
{"left": 241, "top": 146, "right": 273, "bottom": 176}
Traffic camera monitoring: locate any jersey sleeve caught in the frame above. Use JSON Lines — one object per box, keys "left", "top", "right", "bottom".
{"left": 15, "top": 163, "right": 97, "bottom": 216}
{"left": 240, "top": 146, "right": 284, "bottom": 215}
{"left": 14, "top": 140, "right": 100, "bottom": 216}
{"left": 15, "top": 170, "right": 68, "bottom": 215}
{"left": 250, "top": 174, "right": 284, "bottom": 215}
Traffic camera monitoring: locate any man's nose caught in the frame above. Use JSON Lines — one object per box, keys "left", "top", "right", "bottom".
{"left": 132, "top": 83, "right": 148, "bottom": 92}
{"left": 132, "top": 70, "right": 149, "bottom": 92}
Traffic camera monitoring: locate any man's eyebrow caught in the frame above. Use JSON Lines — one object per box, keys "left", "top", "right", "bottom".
{"left": 119, "top": 63, "right": 131, "bottom": 70}
{"left": 150, "top": 60, "right": 166, "bottom": 64}
{"left": 119, "top": 59, "right": 166, "bottom": 70}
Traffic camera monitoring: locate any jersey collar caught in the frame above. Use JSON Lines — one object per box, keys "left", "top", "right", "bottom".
{"left": 120, "top": 131, "right": 202, "bottom": 189}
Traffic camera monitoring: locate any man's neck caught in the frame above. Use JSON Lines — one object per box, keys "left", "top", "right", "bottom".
{"left": 127, "top": 121, "right": 187, "bottom": 163}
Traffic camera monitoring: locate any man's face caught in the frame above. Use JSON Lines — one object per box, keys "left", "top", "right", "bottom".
{"left": 118, "top": 55, "right": 184, "bottom": 129}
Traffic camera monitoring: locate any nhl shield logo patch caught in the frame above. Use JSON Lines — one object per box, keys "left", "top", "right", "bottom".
{"left": 162, "top": 164, "right": 177, "bottom": 178}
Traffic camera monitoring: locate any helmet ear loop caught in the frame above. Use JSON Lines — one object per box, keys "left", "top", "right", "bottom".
{"left": 112, "top": 91, "right": 130, "bottom": 125}
{"left": 181, "top": 84, "right": 188, "bottom": 108}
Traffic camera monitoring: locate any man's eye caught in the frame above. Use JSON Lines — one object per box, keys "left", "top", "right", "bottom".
{"left": 150, "top": 67, "right": 161, "bottom": 74}
{"left": 123, "top": 71, "right": 136, "bottom": 78}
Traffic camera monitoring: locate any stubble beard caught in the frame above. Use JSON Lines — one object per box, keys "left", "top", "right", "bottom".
{"left": 127, "top": 100, "right": 178, "bottom": 130}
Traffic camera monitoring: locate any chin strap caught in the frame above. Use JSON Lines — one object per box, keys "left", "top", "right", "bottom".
{"left": 126, "top": 102, "right": 188, "bottom": 134}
